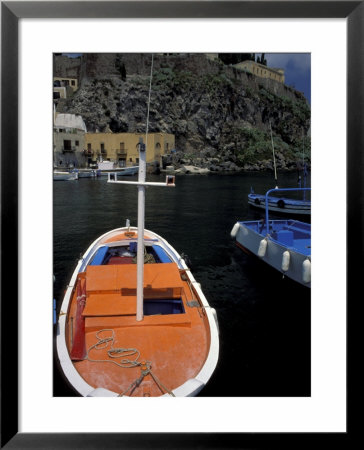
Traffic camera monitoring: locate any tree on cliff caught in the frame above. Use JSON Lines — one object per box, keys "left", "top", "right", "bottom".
{"left": 115, "top": 55, "right": 127, "bottom": 81}
{"left": 256, "top": 53, "right": 267, "bottom": 66}
{"left": 218, "top": 53, "right": 255, "bottom": 65}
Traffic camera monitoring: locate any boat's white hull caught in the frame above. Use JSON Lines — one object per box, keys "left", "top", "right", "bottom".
{"left": 53, "top": 171, "right": 78, "bottom": 181}
{"left": 232, "top": 222, "right": 311, "bottom": 287}
{"left": 56, "top": 227, "right": 219, "bottom": 397}
{"left": 98, "top": 166, "right": 139, "bottom": 177}
{"left": 76, "top": 169, "right": 99, "bottom": 178}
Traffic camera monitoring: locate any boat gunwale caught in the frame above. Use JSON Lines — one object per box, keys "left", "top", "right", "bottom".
{"left": 237, "top": 220, "right": 311, "bottom": 256}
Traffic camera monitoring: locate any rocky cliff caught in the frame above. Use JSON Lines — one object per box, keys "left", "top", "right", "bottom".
{"left": 55, "top": 53, "right": 311, "bottom": 171}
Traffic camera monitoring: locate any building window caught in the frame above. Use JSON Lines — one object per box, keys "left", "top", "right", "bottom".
{"left": 71, "top": 80, "right": 75, "bottom": 86}
{"left": 130, "top": 158, "right": 133, "bottom": 162}
{"left": 120, "top": 142, "right": 125, "bottom": 150}
{"left": 63, "top": 140, "right": 71, "bottom": 151}
{"left": 87, "top": 143, "right": 92, "bottom": 150}
{"left": 53, "top": 91, "right": 60, "bottom": 99}
{"left": 75, "top": 140, "right": 79, "bottom": 146}
{"left": 101, "top": 143, "right": 105, "bottom": 151}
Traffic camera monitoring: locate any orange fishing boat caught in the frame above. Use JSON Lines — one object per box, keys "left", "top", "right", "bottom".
{"left": 56, "top": 222, "right": 219, "bottom": 397}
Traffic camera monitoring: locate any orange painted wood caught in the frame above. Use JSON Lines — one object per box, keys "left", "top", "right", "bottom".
{"left": 82, "top": 293, "right": 137, "bottom": 317}
{"left": 66, "top": 262, "right": 211, "bottom": 396}
{"left": 86, "top": 263, "right": 183, "bottom": 294}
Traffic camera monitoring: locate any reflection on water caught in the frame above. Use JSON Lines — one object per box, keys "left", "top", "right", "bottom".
{"left": 54, "top": 171, "right": 311, "bottom": 397}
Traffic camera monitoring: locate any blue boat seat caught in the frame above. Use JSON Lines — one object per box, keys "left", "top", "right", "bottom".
{"left": 276, "top": 230, "right": 294, "bottom": 246}
{"left": 90, "top": 246, "right": 109, "bottom": 265}
{"left": 152, "top": 245, "right": 171, "bottom": 263}
{"left": 284, "top": 225, "right": 310, "bottom": 237}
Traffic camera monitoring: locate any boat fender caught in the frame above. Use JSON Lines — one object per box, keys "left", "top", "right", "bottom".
{"left": 302, "top": 258, "right": 311, "bottom": 283}
{"left": 281, "top": 251, "right": 290, "bottom": 272}
{"left": 258, "top": 238, "right": 267, "bottom": 258}
{"left": 230, "top": 222, "right": 240, "bottom": 239}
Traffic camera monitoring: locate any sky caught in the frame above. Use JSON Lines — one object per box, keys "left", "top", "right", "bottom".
{"left": 62, "top": 53, "right": 311, "bottom": 104}
{"left": 263, "top": 53, "right": 311, "bottom": 104}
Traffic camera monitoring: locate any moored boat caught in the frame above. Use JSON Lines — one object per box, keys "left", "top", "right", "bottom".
{"left": 248, "top": 122, "right": 311, "bottom": 216}
{"left": 53, "top": 170, "right": 78, "bottom": 181}
{"left": 71, "top": 168, "right": 101, "bottom": 178}
{"left": 232, "top": 188, "right": 311, "bottom": 287}
{"left": 56, "top": 223, "right": 219, "bottom": 397}
{"left": 97, "top": 166, "right": 139, "bottom": 177}
{"left": 248, "top": 189, "right": 311, "bottom": 215}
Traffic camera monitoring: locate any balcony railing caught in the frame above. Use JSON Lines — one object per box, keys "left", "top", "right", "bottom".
{"left": 62, "top": 146, "right": 76, "bottom": 153}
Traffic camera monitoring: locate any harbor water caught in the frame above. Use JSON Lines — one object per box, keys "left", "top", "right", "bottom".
{"left": 53, "top": 171, "right": 311, "bottom": 397}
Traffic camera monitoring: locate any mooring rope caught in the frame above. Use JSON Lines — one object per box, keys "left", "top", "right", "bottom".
{"left": 86, "top": 329, "right": 175, "bottom": 396}
{"left": 86, "top": 329, "right": 141, "bottom": 368}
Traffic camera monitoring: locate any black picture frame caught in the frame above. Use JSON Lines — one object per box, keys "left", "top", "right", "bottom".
{"left": 1, "top": 1, "right": 360, "bottom": 448}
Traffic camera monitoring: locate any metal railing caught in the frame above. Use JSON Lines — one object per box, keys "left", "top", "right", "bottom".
{"left": 265, "top": 187, "right": 311, "bottom": 234}
{"left": 62, "top": 146, "right": 76, "bottom": 153}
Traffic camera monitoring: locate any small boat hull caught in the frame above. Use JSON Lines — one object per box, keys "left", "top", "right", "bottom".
{"left": 56, "top": 227, "right": 219, "bottom": 397}
{"left": 53, "top": 171, "right": 78, "bottom": 181}
{"left": 98, "top": 167, "right": 139, "bottom": 177}
{"left": 248, "top": 193, "right": 311, "bottom": 215}
{"left": 232, "top": 219, "right": 311, "bottom": 287}
{"left": 73, "top": 169, "right": 100, "bottom": 178}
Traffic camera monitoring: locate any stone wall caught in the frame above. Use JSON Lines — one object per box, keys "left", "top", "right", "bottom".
{"left": 53, "top": 55, "right": 82, "bottom": 78}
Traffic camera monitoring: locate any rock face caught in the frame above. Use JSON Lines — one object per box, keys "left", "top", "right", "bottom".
{"left": 54, "top": 53, "right": 311, "bottom": 171}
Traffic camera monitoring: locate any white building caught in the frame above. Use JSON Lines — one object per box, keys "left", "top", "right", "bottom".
{"left": 53, "top": 112, "right": 88, "bottom": 168}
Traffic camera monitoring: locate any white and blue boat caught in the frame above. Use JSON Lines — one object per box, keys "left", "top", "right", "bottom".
{"left": 248, "top": 123, "right": 311, "bottom": 216}
{"left": 248, "top": 181, "right": 311, "bottom": 216}
{"left": 53, "top": 170, "right": 78, "bottom": 181}
{"left": 71, "top": 168, "right": 101, "bottom": 178}
{"left": 232, "top": 187, "right": 311, "bottom": 287}
{"left": 98, "top": 166, "right": 139, "bottom": 177}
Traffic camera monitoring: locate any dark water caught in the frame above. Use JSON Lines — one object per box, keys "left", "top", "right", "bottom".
{"left": 53, "top": 171, "right": 311, "bottom": 397}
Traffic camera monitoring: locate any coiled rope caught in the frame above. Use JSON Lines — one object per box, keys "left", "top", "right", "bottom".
{"left": 86, "top": 329, "right": 175, "bottom": 397}
{"left": 86, "top": 329, "right": 142, "bottom": 368}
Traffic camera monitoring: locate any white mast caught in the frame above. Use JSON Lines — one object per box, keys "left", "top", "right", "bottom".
{"left": 107, "top": 54, "right": 175, "bottom": 321}
{"left": 269, "top": 121, "right": 278, "bottom": 189}
{"left": 134, "top": 55, "right": 154, "bottom": 320}
{"left": 136, "top": 139, "right": 146, "bottom": 321}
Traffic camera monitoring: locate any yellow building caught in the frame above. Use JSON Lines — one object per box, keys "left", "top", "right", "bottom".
{"left": 235, "top": 60, "right": 285, "bottom": 83}
{"left": 85, "top": 132, "right": 175, "bottom": 167}
{"left": 53, "top": 77, "right": 79, "bottom": 92}
{"left": 53, "top": 77, "right": 79, "bottom": 100}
